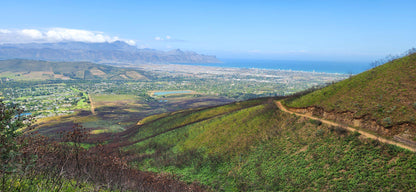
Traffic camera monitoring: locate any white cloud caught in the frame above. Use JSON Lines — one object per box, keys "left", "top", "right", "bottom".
{"left": 46, "top": 28, "right": 110, "bottom": 42}
{"left": 20, "top": 29, "right": 43, "bottom": 39}
{"left": 0, "top": 29, "right": 11, "bottom": 34}
{"left": 0, "top": 28, "right": 136, "bottom": 45}
{"left": 165, "top": 35, "right": 171, "bottom": 40}
{"left": 124, "top": 40, "right": 136, "bottom": 46}
{"left": 155, "top": 36, "right": 163, "bottom": 41}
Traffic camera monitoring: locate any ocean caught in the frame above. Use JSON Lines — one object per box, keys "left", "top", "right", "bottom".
{"left": 181, "top": 59, "right": 370, "bottom": 74}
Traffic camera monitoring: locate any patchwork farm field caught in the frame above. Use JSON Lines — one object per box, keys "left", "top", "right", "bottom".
{"left": 33, "top": 92, "right": 233, "bottom": 137}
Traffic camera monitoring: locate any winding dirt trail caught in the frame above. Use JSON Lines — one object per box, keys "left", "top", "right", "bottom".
{"left": 88, "top": 94, "right": 96, "bottom": 115}
{"left": 275, "top": 101, "right": 416, "bottom": 152}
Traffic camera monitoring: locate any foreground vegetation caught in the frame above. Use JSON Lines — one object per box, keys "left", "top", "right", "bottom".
{"left": 116, "top": 98, "right": 416, "bottom": 191}
{"left": 4, "top": 96, "right": 416, "bottom": 191}
{"left": 0, "top": 100, "right": 206, "bottom": 191}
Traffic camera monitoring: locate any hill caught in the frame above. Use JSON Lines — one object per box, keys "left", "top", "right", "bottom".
{"left": 0, "top": 41, "right": 221, "bottom": 64}
{"left": 105, "top": 98, "right": 416, "bottom": 191}
{"left": 0, "top": 59, "right": 149, "bottom": 80}
{"left": 284, "top": 53, "right": 416, "bottom": 143}
{"left": 8, "top": 52, "right": 416, "bottom": 191}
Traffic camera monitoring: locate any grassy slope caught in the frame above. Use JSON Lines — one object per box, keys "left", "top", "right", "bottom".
{"left": 122, "top": 99, "right": 265, "bottom": 145}
{"left": 285, "top": 53, "right": 416, "bottom": 128}
{"left": 0, "top": 59, "right": 148, "bottom": 80}
{"left": 119, "top": 98, "right": 416, "bottom": 191}
{"left": 5, "top": 174, "right": 111, "bottom": 192}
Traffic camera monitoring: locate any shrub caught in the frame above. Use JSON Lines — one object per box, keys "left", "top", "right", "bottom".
{"left": 315, "top": 129, "right": 325, "bottom": 137}
{"left": 329, "top": 126, "right": 347, "bottom": 135}
{"left": 309, "top": 119, "right": 322, "bottom": 126}
{"left": 383, "top": 117, "right": 392, "bottom": 127}
{"left": 377, "top": 104, "right": 384, "bottom": 113}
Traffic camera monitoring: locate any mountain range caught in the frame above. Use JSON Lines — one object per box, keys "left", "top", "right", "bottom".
{"left": 0, "top": 59, "right": 148, "bottom": 81}
{"left": 0, "top": 41, "right": 221, "bottom": 65}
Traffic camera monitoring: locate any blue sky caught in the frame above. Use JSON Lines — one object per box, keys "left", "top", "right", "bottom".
{"left": 1, "top": 0, "right": 415, "bottom": 62}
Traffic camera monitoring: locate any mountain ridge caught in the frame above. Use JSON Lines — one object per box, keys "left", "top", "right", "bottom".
{"left": 0, "top": 41, "right": 221, "bottom": 64}
{"left": 0, "top": 59, "right": 149, "bottom": 80}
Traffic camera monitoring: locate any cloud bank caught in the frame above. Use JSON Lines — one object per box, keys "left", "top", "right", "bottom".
{"left": 0, "top": 28, "right": 136, "bottom": 45}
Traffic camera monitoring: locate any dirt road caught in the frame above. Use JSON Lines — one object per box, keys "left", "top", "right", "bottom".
{"left": 275, "top": 101, "right": 416, "bottom": 152}
{"left": 88, "top": 94, "right": 96, "bottom": 115}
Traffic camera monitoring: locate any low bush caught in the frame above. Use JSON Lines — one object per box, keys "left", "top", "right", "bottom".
{"left": 329, "top": 126, "right": 348, "bottom": 135}
{"left": 383, "top": 117, "right": 392, "bottom": 127}
{"left": 309, "top": 119, "right": 322, "bottom": 126}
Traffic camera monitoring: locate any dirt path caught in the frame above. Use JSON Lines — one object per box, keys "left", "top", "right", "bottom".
{"left": 88, "top": 94, "right": 96, "bottom": 115}
{"left": 275, "top": 101, "right": 416, "bottom": 152}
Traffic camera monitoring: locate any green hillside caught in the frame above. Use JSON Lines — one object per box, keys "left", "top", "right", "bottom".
{"left": 285, "top": 53, "right": 416, "bottom": 140}
{"left": 111, "top": 98, "right": 416, "bottom": 191}
{"left": 0, "top": 59, "right": 148, "bottom": 80}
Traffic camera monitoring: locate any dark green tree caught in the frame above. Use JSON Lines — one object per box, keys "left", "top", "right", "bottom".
{"left": 0, "top": 100, "right": 24, "bottom": 191}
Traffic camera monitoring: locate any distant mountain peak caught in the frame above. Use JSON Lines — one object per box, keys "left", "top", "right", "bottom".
{"left": 167, "top": 49, "right": 185, "bottom": 55}
{"left": 109, "top": 40, "right": 136, "bottom": 48}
